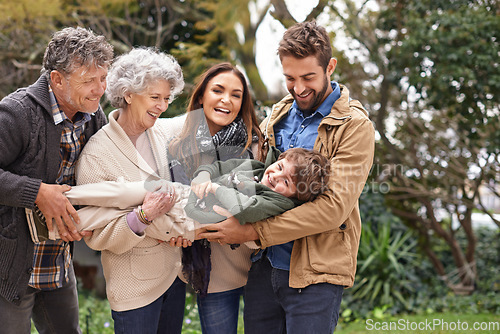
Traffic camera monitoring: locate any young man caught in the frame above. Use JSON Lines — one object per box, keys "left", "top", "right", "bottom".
{"left": 197, "top": 20, "right": 375, "bottom": 333}
{"left": 0, "top": 27, "right": 113, "bottom": 333}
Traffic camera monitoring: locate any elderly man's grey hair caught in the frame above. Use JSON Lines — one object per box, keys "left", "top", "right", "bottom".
{"left": 105, "top": 47, "right": 184, "bottom": 109}
{"left": 42, "top": 27, "right": 113, "bottom": 80}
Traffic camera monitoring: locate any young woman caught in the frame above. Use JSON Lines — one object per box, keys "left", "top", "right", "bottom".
{"left": 168, "top": 63, "right": 265, "bottom": 334}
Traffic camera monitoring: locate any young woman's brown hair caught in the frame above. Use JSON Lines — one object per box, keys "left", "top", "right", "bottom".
{"left": 168, "top": 62, "right": 264, "bottom": 178}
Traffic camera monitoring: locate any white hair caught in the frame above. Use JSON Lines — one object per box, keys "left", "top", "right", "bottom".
{"left": 106, "top": 47, "right": 184, "bottom": 108}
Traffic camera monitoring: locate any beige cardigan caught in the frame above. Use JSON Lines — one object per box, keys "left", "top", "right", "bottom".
{"left": 76, "top": 111, "right": 252, "bottom": 310}
{"left": 76, "top": 110, "right": 192, "bottom": 311}
{"left": 56, "top": 179, "right": 194, "bottom": 241}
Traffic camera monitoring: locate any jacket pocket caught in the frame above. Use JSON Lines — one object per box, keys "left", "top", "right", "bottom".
{"left": 129, "top": 244, "right": 167, "bottom": 280}
{"left": 306, "top": 230, "right": 353, "bottom": 276}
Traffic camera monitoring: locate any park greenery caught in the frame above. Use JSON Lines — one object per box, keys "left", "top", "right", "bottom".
{"left": 6, "top": 0, "right": 498, "bottom": 330}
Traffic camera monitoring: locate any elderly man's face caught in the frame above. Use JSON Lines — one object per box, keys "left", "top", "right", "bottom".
{"left": 53, "top": 65, "right": 108, "bottom": 120}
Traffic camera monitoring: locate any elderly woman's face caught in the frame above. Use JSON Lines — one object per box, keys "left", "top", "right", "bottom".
{"left": 200, "top": 72, "right": 243, "bottom": 136}
{"left": 125, "top": 79, "right": 171, "bottom": 131}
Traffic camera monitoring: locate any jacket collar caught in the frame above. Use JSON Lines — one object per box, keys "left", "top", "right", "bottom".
{"left": 26, "top": 75, "right": 53, "bottom": 116}
{"left": 102, "top": 110, "right": 160, "bottom": 178}
{"left": 265, "top": 84, "right": 362, "bottom": 137}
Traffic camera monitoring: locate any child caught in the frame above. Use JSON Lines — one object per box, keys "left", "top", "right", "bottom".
{"left": 186, "top": 146, "right": 330, "bottom": 225}
{"left": 182, "top": 146, "right": 331, "bottom": 296}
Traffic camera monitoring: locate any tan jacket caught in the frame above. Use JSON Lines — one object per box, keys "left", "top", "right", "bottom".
{"left": 76, "top": 111, "right": 252, "bottom": 305}
{"left": 256, "top": 85, "right": 375, "bottom": 288}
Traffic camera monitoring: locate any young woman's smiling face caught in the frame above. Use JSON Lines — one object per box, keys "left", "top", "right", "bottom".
{"left": 200, "top": 71, "right": 243, "bottom": 135}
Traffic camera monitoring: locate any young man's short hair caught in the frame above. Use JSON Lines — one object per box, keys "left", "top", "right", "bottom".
{"left": 277, "top": 20, "right": 332, "bottom": 71}
{"left": 278, "top": 148, "right": 330, "bottom": 202}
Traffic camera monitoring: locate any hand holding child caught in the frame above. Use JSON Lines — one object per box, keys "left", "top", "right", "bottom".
{"left": 191, "top": 171, "right": 219, "bottom": 199}
{"left": 140, "top": 186, "right": 176, "bottom": 221}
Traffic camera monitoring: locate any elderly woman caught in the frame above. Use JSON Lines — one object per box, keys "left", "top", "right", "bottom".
{"left": 75, "top": 48, "right": 191, "bottom": 334}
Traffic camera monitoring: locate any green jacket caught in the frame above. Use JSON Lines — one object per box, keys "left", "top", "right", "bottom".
{"left": 184, "top": 147, "right": 299, "bottom": 225}
{"left": 255, "top": 85, "right": 375, "bottom": 289}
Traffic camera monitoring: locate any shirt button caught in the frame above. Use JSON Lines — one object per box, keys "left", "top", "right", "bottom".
{"left": 27, "top": 267, "right": 33, "bottom": 274}
{"left": 290, "top": 144, "right": 294, "bottom": 148}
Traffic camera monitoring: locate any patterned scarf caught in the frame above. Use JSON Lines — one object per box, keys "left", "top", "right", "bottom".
{"left": 169, "top": 114, "right": 255, "bottom": 183}
{"left": 172, "top": 115, "right": 256, "bottom": 297}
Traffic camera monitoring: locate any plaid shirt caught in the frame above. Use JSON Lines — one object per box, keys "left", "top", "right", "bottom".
{"left": 29, "top": 85, "right": 92, "bottom": 290}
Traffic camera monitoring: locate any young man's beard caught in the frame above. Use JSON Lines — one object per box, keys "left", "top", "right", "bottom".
{"left": 291, "top": 76, "right": 330, "bottom": 114}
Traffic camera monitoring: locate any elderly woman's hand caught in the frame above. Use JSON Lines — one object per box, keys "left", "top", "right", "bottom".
{"left": 169, "top": 236, "right": 192, "bottom": 248}
{"left": 141, "top": 187, "right": 176, "bottom": 221}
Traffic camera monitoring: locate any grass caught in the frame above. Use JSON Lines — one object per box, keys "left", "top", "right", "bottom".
{"left": 30, "top": 290, "right": 499, "bottom": 334}
{"left": 31, "top": 290, "right": 241, "bottom": 334}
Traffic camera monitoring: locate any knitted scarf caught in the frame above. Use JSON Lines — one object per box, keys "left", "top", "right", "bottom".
{"left": 171, "top": 115, "right": 254, "bottom": 297}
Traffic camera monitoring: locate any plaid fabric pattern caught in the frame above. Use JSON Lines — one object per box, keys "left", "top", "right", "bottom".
{"left": 29, "top": 241, "right": 71, "bottom": 290}
{"left": 29, "top": 85, "right": 92, "bottom": 290}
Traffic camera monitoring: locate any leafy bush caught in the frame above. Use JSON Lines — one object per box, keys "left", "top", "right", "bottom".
{"left": 341, "top": 187, "right": 423, "bottom": 319}
{"left": 340, "top": 186, "right": 500, "bottom": 324}
{"left": 78, "top": 291, "right": 114, "bottom": 334}
{"left": 351, "top": 218, "right": 419, "bottom": 308}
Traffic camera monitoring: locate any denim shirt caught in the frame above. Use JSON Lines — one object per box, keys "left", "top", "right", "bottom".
{"left": 252, "top": 81, "right": 341, "bottom": 270}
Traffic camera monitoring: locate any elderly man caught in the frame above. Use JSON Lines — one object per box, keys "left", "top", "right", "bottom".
{"left": 0, "top": 27, "right": 113, "bottom": 333}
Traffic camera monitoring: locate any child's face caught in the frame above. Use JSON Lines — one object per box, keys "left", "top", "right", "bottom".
{"left": 261, "top": 158, "right": 298, "bottom": 198}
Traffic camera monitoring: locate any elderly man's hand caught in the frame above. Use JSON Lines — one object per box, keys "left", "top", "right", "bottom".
{"left": 35, "top": 183, "right": 82, "bottom": 242}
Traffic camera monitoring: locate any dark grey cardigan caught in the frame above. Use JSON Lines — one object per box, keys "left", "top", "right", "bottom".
{"left": 0, "top": 75, "right": 107, "bottom": 304}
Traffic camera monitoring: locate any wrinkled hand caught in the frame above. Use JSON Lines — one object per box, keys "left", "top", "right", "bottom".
{"left": 35, "top": 183, "right": 82, "bottom": 242}
{"left": 169, "top": 236, "right": 192, "bottom": 248}
{"left": 196, "top": 205, "right": 259, "bottom": 244}
{"left": 141, "top": 188, "right": 176, "bottom": 221}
